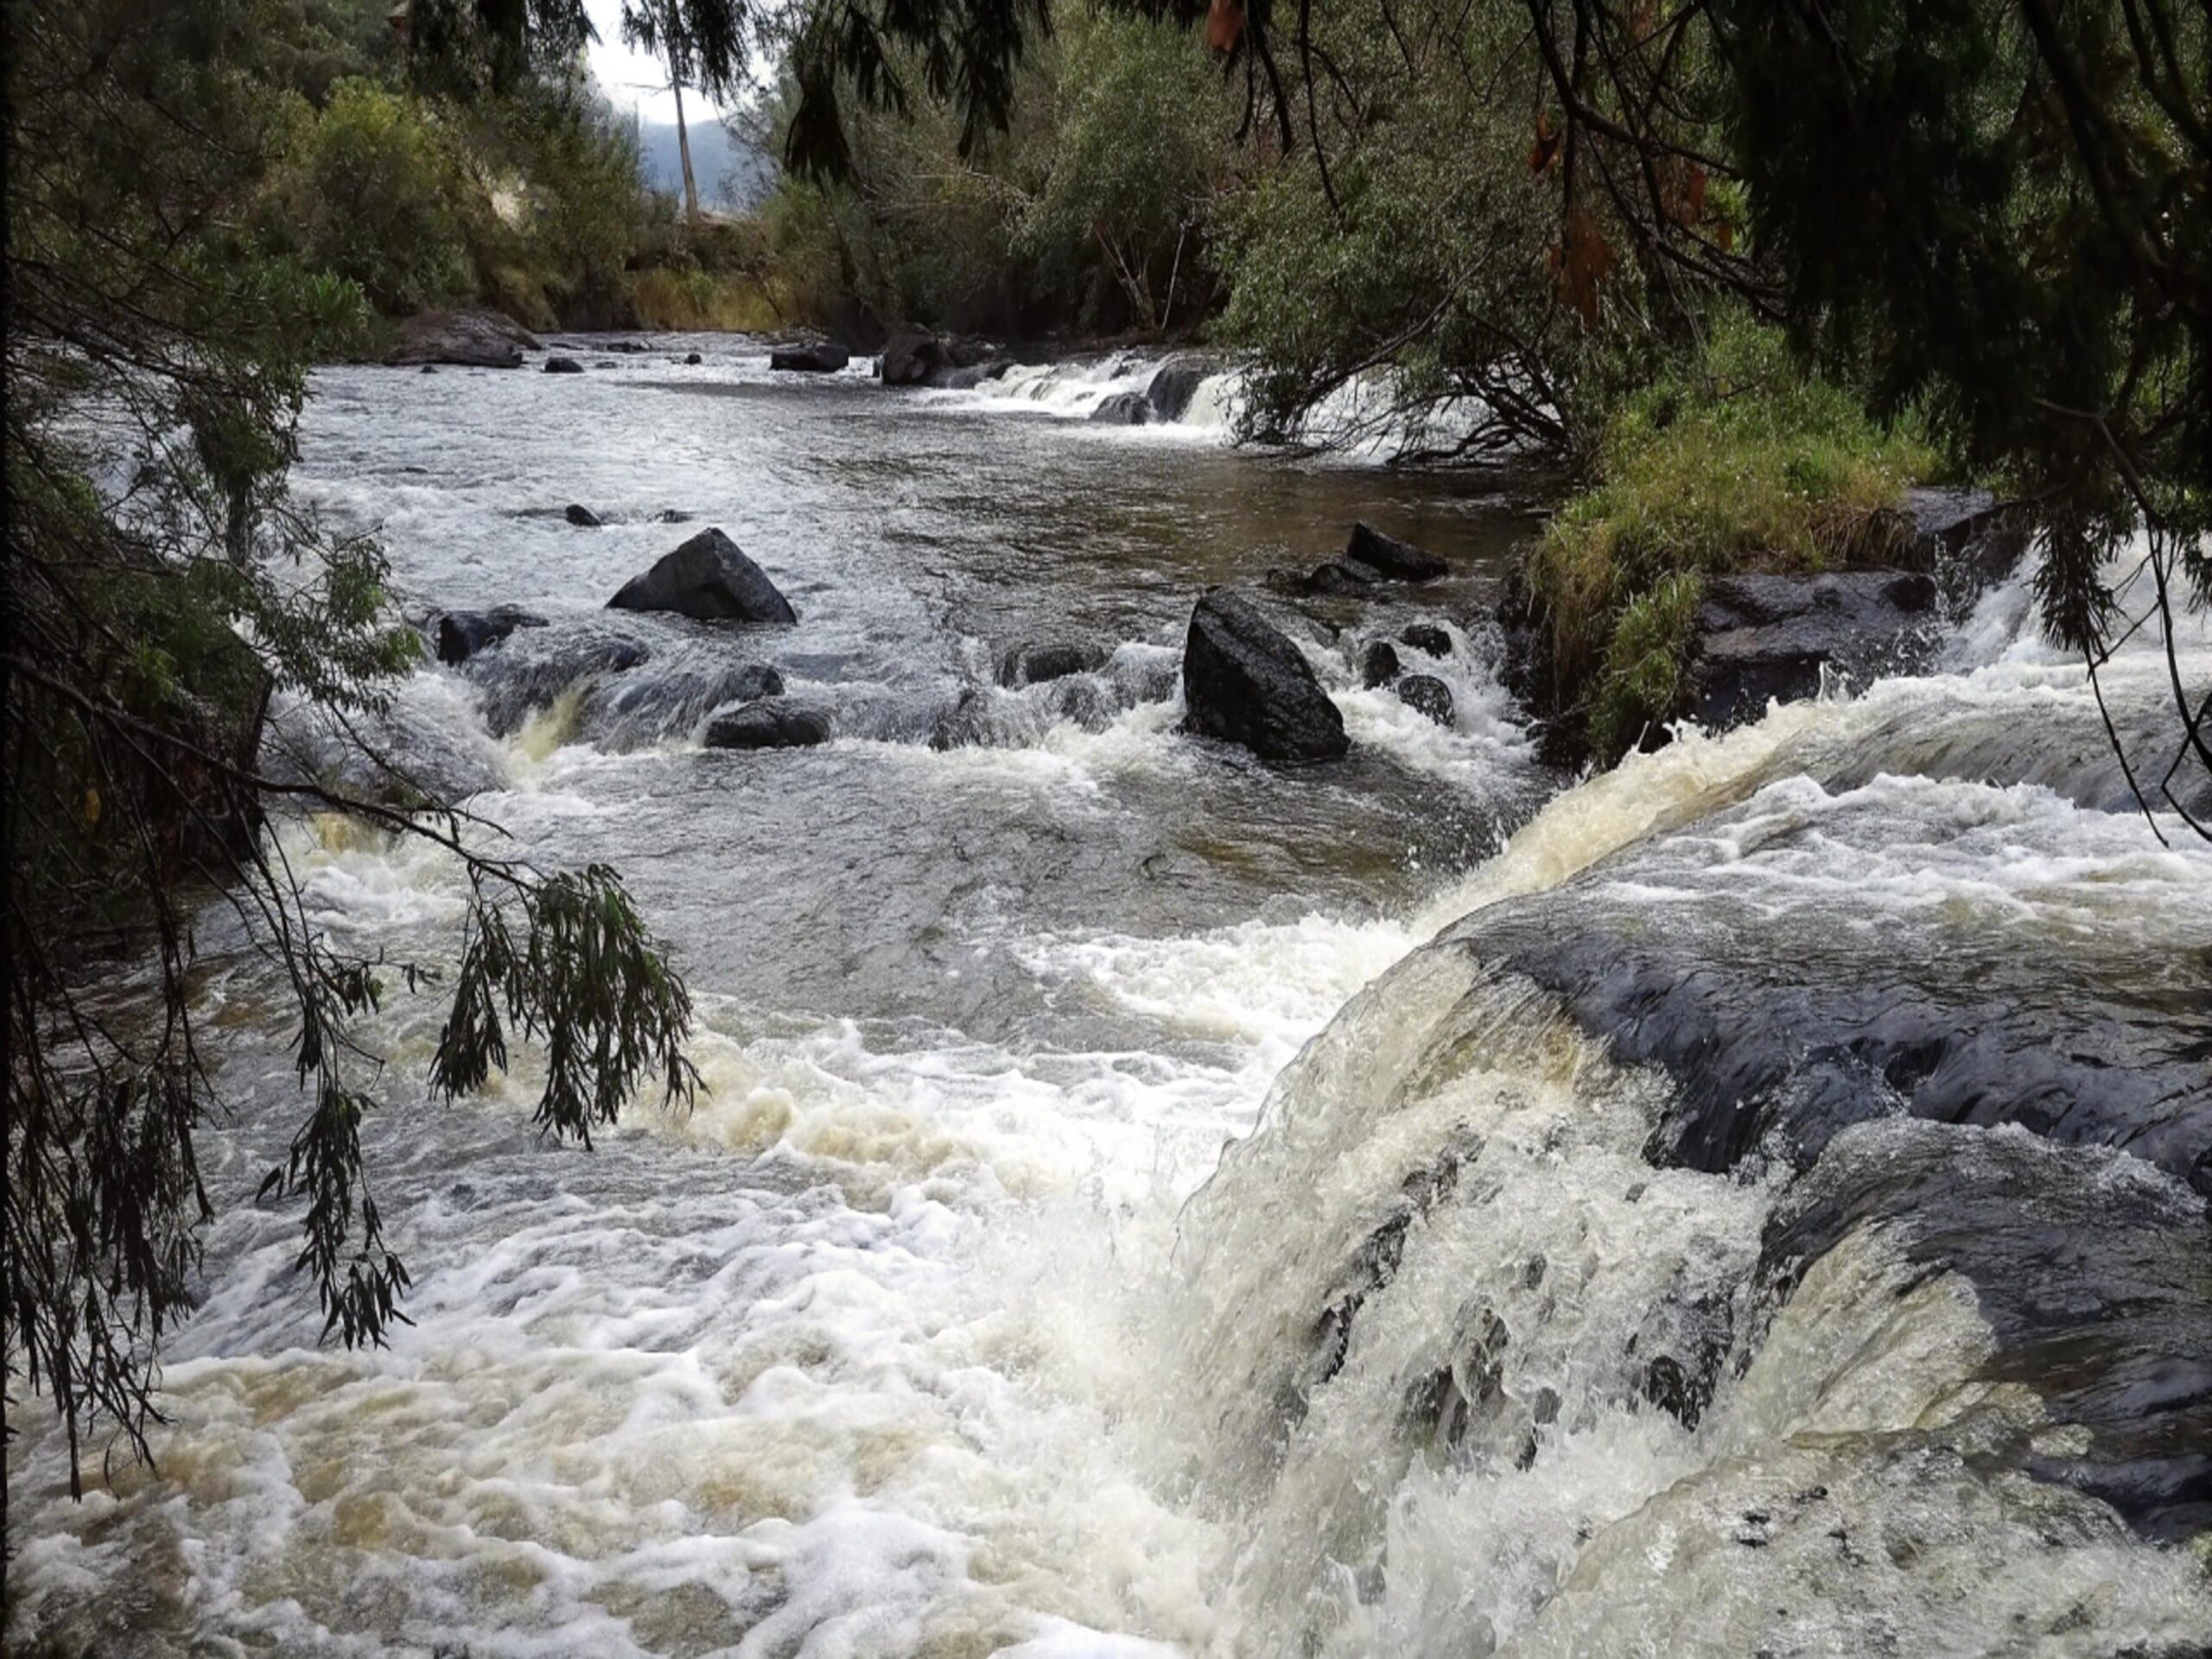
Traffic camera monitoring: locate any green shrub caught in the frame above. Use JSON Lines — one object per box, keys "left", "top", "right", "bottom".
{"left": 283, "top": 80, "right": 473, "bottom": 315}
{"left": 1524, "top": 312, "right": 1934, "bottom": 760}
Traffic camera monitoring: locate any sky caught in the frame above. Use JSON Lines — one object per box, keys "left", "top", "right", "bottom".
{"left": 583, "top": 0, "right": 732, "bottom": 124}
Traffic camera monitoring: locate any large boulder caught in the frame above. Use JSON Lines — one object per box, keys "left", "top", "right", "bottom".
{"left": 607, "top": 529, "right": 798, "bottom": 625}
{"left": 385, "top": 309, "right": 541, "bottom": 369}
{"left": 435, "top": 606, "right": 547, "bottom": 666}
{"left": 1181, "top": 588, "right": 1349, "bottom": 763}
{"left": 880, "top": 331, "right": 949, "bottom": 387}
{"left": 1345, "top": 522, "right": 1449, "bottom": 582}
{"left": 1359, "top": 639, "right": 1402, "bottom": 688}
{"left": 770, "top": 342, "right": 851, "bottom": 373}
{"left": 1691, "top": 570, "right": 1939, "bottom": 732}
{"left": 564, "top": 504, "right": 601, "bottom": 527}
{"left": 703, "top": 699, "right": 830, "bottom": 750}
{"left": 1401, "top": 622, "right": 1452, "bottom": 657}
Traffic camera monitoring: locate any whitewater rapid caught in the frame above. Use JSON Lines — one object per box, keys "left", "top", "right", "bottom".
{"left": 4, "top": 335, "right": 2206, "bottom": 1658}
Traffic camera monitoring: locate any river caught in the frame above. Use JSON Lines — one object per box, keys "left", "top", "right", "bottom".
{"left": 6, "top": 339, "right": 2209, "bottom": 1657}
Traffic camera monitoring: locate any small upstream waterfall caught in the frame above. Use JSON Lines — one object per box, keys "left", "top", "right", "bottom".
{"left": 4, "top": 339, "right": 2207, "bottom": 1657}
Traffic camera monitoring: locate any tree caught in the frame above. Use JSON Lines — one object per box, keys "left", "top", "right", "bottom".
{"left": 4, "top": 0, "right": 696, "bottom": 1493}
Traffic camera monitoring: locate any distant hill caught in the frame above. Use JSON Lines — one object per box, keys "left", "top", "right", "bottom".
{"left": 637, "top": 118, "right": 776, "bottom": 213}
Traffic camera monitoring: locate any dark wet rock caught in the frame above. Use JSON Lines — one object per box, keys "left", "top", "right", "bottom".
{"left": 606, "top": 340, "right": 648, "bottom": 353}
{"left": 419, "top": 365, "right": 437, "bottom": 375}
{"left": 933, "top": 360, "right": 1012, "bottom": 391}
{"left": 385, "top": 309, "right": 540, "bottom": 368}
{"left": 1181, "top": 588, "right": 1349, "bottom": 764}
{"left": 1758, "top": 1120, "right": 2212, "bottom": 1541}
{"left": 1360, "top": 640, "right": 1402, "bottom": 689}
{"left": 1090, "top": 390, "right": 1152, "bottom": 426}
{"left": 464, "top": 632, "right": 652, "bottom": 735}
{"left": 655, "top": 509, "right": 693, "bottom": 524}
{"left": 684, "top": 352, "right": 702, "bottom": 365}
{"left": 999, "top": 639, "right": 1109, "bottom": 688}
{"left": 543, "top": 356, "right": 585, "bottom": 374}
{"left": 1402, "top": 622, "right": 1453, "bottom": 657}
{"left": 435, "top": 606, "right": 547, "bottom": 666}
{"left": 1395, "top": 673, "right": 1455, "bottom": 727}
{"left": 703, "top": 699, "right": 830, "bottom": 750}
{"left": 1299, "top": 562, "right": 1383, "bottom": 599}
{"left": 880, "top": 332, "right": 948, "bottom": 387}
{"left": 1691, "top": 571, "right": 1941, "bottom": 732}
{"left": 1147, "top": 357, "right": 1217, "bottom": 422}
{"left": 592, "top": 359, "right": 618, "bottom": 369}
{"left": 1346, "top": 522, "right": 1449, "bottom": 582}
{"left": 564, "top": 503, "right": 601, "bottom": 527}
{"left": 607, "top": 528, "right": 798, "bottom": 625}
{"left": 770, "top": 342, "right": 851, "bottom": 373}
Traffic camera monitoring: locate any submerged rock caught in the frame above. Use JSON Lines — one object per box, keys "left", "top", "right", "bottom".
{"left": 1182, "top": 588, "right": 1349, "bottom": 763}
{"left": 1395, "top": 673, "right": 1454, "bottom": 727}
{"left": 998, "top": 639, "right": 1109, "bottom": 688}
{"left": 770, "top": 342, "right": 850, "bottom": 373}
{"left": 607, "top": 529, "right": 798, "bottom": 625}
{"left": 385, "top": 309, "right": 540, "bottom": 369}
{"left": 703, "top": 699, "right": 830, "bottom": 750}
{"left": 1691, "top": 570, "right": 1939, "bottom": 732}
{"left": 880, "top": 332, "right": 995, "bottom": 388}
{"left": 1346, "top": 522, "right": 1449, "bottom": 582}
{"left": 543, "top": 356, "right": 585, "bottom": 374}
{"left": 435, "top": 606, "right": 547, "bottom": 666}
{"left": 563, "top": 503, "right": 601, "bottom": 527}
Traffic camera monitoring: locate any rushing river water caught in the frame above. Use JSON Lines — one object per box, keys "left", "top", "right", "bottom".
{"left": 6, "top": 338, "right": 2209, "bottom": 1658}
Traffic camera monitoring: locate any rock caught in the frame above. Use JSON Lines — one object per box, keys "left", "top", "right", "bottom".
{"left": 419, "top": 365, "right": 438, "bottom": 375}
{"left": 435, "top": 606, "right": 547, "bottom": 666}
{"left": 880, "top": 331, "right": 948, "bottom": 387}
{"left": 999, "top": 640, "right": 1109, "bottom": 688}
{"left": 607, "top": 340, "right": 647, "bottom": 353}
{"left": 1090, "top": 390, "right": 1152, "bottom": 425}
{"left": 1346, "top": 522, "right": 1450, "bottom": 582}
{"left": 543, "top": 356, "right": 585, "bottom": 374}
{"left": 684, "top": 352, "right": 702, "bottom": 365}
{"left": 385, "top": 308, "right": 541, "bottom": 369}
{"left": 1304, "top": 561, "right": 1383, "bottom": 598}
{"left": 655, "top": 509, "right": 693, "bottom": 524}
{"left": 702, "top": 699, "right": 830, "bottom": 750}
{"left": 770, "top": 342, "right": 851, "bottom": 373}
{"left": 607, "top": 528, "right": 798, "bottom": 625}
{"left": 564, "top": 504, "right": 601, "bottom": 527}
{"left": 1181, "top": 588, "right": 1350, "bottom": 763}
{"left": 933, "top": 360, "right": 1011, "bottom": 391}
{"left": 1395, "top": 673, "right": 1455, "bottom": 727}
{"left": 1147, "top": 357, "right": 1215, "bottom": 422}
{"left": 1691, "top": 570, "right": 1940, "bottom": 732}
{"left": 720, "top": 664, "right": 785, "bottom": 702}
{"left": 1360, "top": 639, "right": 1402, "bottom": 689}
{"left": 1401, "top": 622, "right": 1452, "bottom": 657}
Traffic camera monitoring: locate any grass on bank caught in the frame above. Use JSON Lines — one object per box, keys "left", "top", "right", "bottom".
{"left": 1524, "top": 315, "right": 1936, "bottom": 760}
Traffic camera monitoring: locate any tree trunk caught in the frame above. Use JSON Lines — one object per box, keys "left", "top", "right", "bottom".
{"left": 672, "top": 79, "right": 701, "bottom": 228}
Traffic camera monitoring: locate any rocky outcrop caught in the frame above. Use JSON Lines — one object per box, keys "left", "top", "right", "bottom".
{"left": 385, "top": 310, "right": 541, "bottom": 369}
{"left": 1690, "top": 570, "right": 1939, "bottom": 732}
{"left": 703, "top": 699, "right": 830, "bottom": 750}
{"left": 1182, "top": 588, "right": 1349, "bottom": 763}
{"left": 999, "top": 639, "right": 1109, "bottom": 688}
{"left": 1345, "top": 522, "right": 1449, "bottom": 582}
{"left": 607, "top": 529, "right": 798, "bottom": 625}
{"left": 564, "top": 504, "right": 601, "bottom": 527}
{"left": 880, "top": 333, "right": 996, "bottom": 388}
{"left": 543, "top": 356, "right": 584, "bottom": 374}
{"left": 435, "top": 606, "right": 547, "bottom": 666}
{"left": 1395, "top": 674, "right": 1454, "bottom": 727}
{"left": 1147, "top": 357, "right": 1217, "bottom": 422}
{"left": 770, "top": 342, "right": 851, "bottom": 373}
